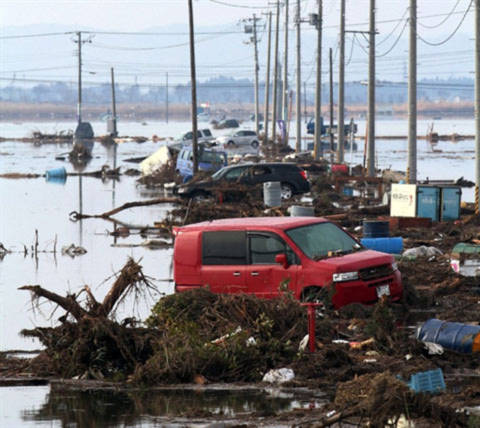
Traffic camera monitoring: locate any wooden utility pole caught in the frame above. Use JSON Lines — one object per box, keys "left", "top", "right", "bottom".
{"left": 295, "top": 0, "right": 302, "bottom": 152}
{"left": 329, "top": 47, "right": 334, "bottom": 152}
{"left": 313, "top": 2, "right": 323, "bottom": 160}
{"left": 338, "top": 0, "right": 345, "bottom": 163}
{"left": 282, "top": 0, "right": 289, "bottom": 123}
{"left": 253, "top": 15, "right": 260, "bottom": 136}
{"left": 272, "top": 0, "right": 280, "bottom": 143}
{"left": 367, "top": 0, "right": 376, "bottom": 177}
{"left": 407, "top": 0, "right": 417, "bottom": 183}
{"left": 264, "top": 12, "right": 272, "bottom": 144}
{"left": 188, "top": 0, "right": 199, "bottom": 174}
{"left": 76, "top": 32, "right": 82, "bottom": 124}
{"left": 110, "top": 67, "right": 117, "bottom": 137}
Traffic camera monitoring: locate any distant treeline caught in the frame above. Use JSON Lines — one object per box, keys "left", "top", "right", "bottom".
{"left": 0, "top": 76, "right": 474, "bottom": 106}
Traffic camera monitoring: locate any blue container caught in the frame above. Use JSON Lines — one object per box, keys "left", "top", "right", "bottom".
{"left": 408, "top": 369, "right": 446, "bottom": 394}
{"left": 343, "top": 186, "right": 353, "bottom": 196}
{"left": 363, "top": 220, "right": 390, "bottom": 238}
{"left": 45, "top": 167, "right": 66, "bottom": 179}
{"left": 360, "top": 237, "right": 403, "bottom": 254}
{"left": 440, "top": 186, "right": 461, "bottom": 221}
{"left": 417, "top": 318, "right": 480, "bottom": 353}
{"left": 417, "top": 186, "right": 440, "bottom": 222}
{"left": 45, "top": 174, "right": 67, "bottom": 185}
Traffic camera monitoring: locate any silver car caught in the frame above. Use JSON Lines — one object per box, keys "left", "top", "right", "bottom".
{"left": 216, "top": 130, "right": 259, "bottom": 149}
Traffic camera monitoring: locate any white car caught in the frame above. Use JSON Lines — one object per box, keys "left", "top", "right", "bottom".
{"left": 216, "top": 130, "right": 259, "bottom": 149}
{"left": 180, "top": 129, "right": 215, "bottom": 144}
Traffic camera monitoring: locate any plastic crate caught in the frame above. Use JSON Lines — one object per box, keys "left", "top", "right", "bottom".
{"left": 407, "top": 369, "right": 446, "bottom": 394}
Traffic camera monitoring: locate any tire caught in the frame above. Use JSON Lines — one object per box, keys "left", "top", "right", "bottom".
{"left": 251, "top": 140, "right": 259, "bottom": 148}
{"left": 280, "top": 183, "right": 294, "bottom": 200}
{"left": 227, "top": 141, "right": 236, "bottom": 148}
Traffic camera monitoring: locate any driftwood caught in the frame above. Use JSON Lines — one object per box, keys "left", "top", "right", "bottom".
{"left": 19, "top": 258, "right": 153, "bottom": 320}
{"left": 70, "top": 197, "right": 179, "bottom": 220}
{"left": 18, "top": 285, "right": 87, "bottom": 321}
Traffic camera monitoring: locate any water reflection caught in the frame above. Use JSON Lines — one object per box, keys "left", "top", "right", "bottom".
{"left": 22, "top": 387, "right": 306, "bottom": 426}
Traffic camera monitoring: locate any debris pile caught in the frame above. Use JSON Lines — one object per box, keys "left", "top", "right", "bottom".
{"left": 136, "top": 289, "right": 307, "bottom": 384}
{"left": 19, "top": 259, "right": 157, "bottom": 380}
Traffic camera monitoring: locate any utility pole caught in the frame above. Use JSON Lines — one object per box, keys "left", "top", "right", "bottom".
{"left": 329, "top": 47, "right": 334, "bottom": 152}
{"left": 264, "top": 11, "right": 272, "bottom": 144}
{"left": 303, "top": 81, "right": 307, "bottom": 118}
{"left": 244, "top": 16, "right": 261, "bottom": 136}
{"left": 282, "top": 0, "right": 289, "bottom": 123}
{"left": 367, "top": 0, "right": 376, "bottom": 177}
{"left": 476, "top": 0, "right": 480, "bottom": 214}
{"left": 76, "top": 31, "right": 82, "bottom": 125}
{"left": 272, "top": 0, "right": 280, "bottom": 143}
{"left": 407, "top": 0, "right": 417, "bottom": 183}
{"left": 166, "top": 72, "right": 169, "bottom": 123}
{"left": 338, "top": 0, "right": 345, "bottom": 163}
{"left": 188, "top": 0, "right": 199, "bottom": 174}
{"left": 295, "top": 0, "right": 302, "bottom": 152}
{"left": 313, "top": 2, "right": 322, "bottom": 160}
{"left": 253, "top": 15, "right": 260, "bottom": 136}
{"left": 110, "top": 67, "right": 117, "bottom": 138}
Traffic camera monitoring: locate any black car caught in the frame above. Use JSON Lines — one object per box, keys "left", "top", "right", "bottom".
{"left": 176, "top": 162, "right": 310, "bottom": 200}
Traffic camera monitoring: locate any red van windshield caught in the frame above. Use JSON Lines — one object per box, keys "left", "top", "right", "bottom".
{"left": 286, "top": 222, "right": 361, "bottom": 260}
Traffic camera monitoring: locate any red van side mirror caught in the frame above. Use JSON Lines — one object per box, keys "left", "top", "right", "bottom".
{"left": 275, "top": 254, "right": 289, "bottom": 269}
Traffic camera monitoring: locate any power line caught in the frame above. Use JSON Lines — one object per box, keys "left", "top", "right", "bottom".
{"left": 89, "top": 34, "right": 226, "bottom": 51}
{"left": 377, "top": 7, "right": 408, "bottom": 46}
{"left": 376, "top": 16, "right": 409, "bottom": 58}
{"left": 417, "top": 0, "right": 473, "bottom": 46}
{"left": 207, "top": 0, "right": 272, "bottom": 9}
{"left": 417, "top": 0, "right": 463, "bottom": 29}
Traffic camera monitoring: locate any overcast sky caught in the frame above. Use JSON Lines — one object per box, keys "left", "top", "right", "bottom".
{"left": 1, "top": 0, "right": 475, "bottom": 39}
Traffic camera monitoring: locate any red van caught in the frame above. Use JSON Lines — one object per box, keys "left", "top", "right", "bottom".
{"left": 173, "top": 217, "right": 402, "bottom": 308}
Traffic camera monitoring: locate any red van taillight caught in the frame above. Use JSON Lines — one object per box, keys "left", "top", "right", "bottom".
{"left": 300, "top": 170, "right": 308, "bottom": 180}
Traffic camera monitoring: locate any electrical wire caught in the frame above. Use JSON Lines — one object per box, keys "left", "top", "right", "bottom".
{"left": 345, "top": 35, "right": 355, "bottom": 66}
{"left": 376, "top": 17, "right": 409, "bottom": 58}
{"left": 377, "top": 7, "right": 408, "bottom": 46}
{"left": 417, "top": 0, "right": 473, "bottom": 47}
{"left": 89, "top": 34, "right": 226, "bottom": 51}
{"left": 207, "top": 0, "right": 272, "bottom": 9}
{"left": 418, "top": 0, "right": 463, "bottom": 29}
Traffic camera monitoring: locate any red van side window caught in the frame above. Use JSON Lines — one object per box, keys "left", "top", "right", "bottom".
{"left": 202, "top": 231, "right": 246, "bottom": 265}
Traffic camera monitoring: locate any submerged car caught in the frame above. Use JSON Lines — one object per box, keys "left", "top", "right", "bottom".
{"left": 173, "top": 217, "right": 402, "bottom": 308}
{"left": 175, "top": 162, "right": 310, "bottom": 200}
{"left": 216, "top": 130, "right": 259, "bottom": 149}
{"left": 176, "top": 146, "right": 227, "bottom": 181}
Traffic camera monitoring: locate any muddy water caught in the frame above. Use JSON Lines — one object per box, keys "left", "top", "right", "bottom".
{"left": 0, "top": 385, "right": 326, "bottom": 427}
{"left": 0, "top": 118, "right": 477, "bottom": 353}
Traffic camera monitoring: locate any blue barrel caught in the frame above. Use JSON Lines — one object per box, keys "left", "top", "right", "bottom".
{"left": 363, "top": 220, "right": 390, "bottom": 238}
{"left": 45, "top": 174, "right": 67, "bottom": 185}
{"left": 45, "top": 167, "right": 66, "bottom": 179}
{"left": 360, "top": 237, "right": 403, "bottom": 254}
{"left": 417, "top": 319, "right": 480, "bottom": 353}
{"left": 343, "top": 186, "right": 354, "bottom": 196}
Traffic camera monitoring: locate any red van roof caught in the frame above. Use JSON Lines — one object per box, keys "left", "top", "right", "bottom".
{"left": 177, "top": 216, "right": 327, "bottom": 232}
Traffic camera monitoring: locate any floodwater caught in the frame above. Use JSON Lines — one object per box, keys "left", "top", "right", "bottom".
{"left": 0, "top": 384, "right": 325, "bottom": 427}
{"left": 0, "top": 118, "right": 476, "bottom": 351}
{"left": 0, "top": 117, "right": 476, "bottom": 426}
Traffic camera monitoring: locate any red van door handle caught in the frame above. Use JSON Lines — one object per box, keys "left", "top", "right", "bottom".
{"left": 233, "top": 272, "right": 241, "bottom": 277}
{"left": 251, "top": 272, "right": 260, "bottom": 276}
